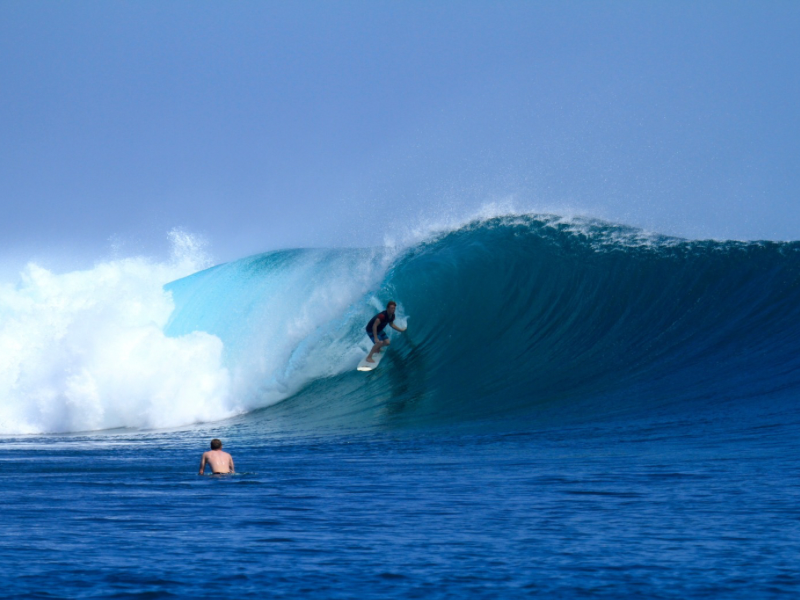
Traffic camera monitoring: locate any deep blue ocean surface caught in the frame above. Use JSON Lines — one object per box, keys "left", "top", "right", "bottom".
{"left": 2, "top": 215, "right": 800, "bottom": 598}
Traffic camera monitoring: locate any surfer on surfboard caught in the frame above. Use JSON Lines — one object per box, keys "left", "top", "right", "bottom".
{"left": 365, "top": 300, "right": 406, "bottom": 363}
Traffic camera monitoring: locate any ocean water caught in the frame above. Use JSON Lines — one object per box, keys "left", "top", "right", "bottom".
{"left": 2, "top": 215, "right": 799, "bottom": 598}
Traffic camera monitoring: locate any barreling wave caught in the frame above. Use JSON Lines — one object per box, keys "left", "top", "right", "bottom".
{"left": 165, "top": 214, "right": 800, "bottom": 431}
{"left": 4, "top": 214, "right": 800, "bottom": 434}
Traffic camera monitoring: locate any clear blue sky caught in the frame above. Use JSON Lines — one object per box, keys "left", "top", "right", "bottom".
{"left": 2, "top": 1, "right": 799, "bottom": 264}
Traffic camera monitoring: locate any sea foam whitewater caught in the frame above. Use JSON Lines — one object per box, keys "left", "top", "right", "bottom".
{"left": 0, "top": 230, "right": 234, "bottom": 433}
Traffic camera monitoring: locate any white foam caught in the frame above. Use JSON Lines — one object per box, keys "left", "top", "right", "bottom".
{"left": 0, "top": 231, "right": 236, "bottom": 434}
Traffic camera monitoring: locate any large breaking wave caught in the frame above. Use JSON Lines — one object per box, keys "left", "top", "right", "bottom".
{"left": 3, "top": 214, "right": 800, "bottom": 434}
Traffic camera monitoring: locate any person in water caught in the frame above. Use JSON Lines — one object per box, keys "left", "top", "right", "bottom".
{"left": 199, "top": 439, "right": 235, "bottom": 475}
{"left": 365, "top": 300, "right": 406, "bottom": 363}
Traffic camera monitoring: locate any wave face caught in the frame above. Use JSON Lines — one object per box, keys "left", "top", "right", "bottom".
{"left": 374, "top": 216, "right": 800, "bottom": 427}
{"left": 4, "top": 215, "right": 800, "bottom": 433}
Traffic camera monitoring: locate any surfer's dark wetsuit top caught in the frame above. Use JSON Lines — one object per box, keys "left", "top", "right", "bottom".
{"left": 366, "top": 311, "right": 395, "bottom": 334}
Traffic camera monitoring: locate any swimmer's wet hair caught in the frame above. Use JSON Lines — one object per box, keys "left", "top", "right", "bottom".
{"left": 210, "top": 439, "right": 222, "bottom": 450}
{"left": 387, "top": 300, "right": 396, "bottom": 308}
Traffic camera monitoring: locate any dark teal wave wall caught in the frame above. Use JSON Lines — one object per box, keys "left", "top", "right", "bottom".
{"left": 375, "top": 217, "right": 800, "bottom": 425}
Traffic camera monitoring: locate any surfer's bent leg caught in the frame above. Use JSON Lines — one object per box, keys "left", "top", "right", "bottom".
{"left": 366, "top": 332, "right": 379, "bottom": 362}
{"left": 366, "top": 332, "right": 389, "bottom": 362}
{"left": 366, "top": 343, "right": 381, "bottom": 362}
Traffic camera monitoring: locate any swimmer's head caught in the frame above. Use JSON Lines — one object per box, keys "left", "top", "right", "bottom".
{"left": 210, "top": 439, "right": 222, "bottom": 450}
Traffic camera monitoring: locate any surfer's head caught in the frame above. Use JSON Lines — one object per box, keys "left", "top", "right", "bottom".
{"left": 387, "top": 301, "right": 396, "bottom": 315}
{"left": 210, "top": 439, "right": 222, "bottom": 450}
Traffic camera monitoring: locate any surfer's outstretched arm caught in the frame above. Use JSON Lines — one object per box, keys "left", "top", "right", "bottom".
{"left": 391, "top": 323, "right": 406, "bottom": 332}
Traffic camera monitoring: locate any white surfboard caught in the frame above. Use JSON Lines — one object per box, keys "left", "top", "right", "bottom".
{"left": 357, "top": 350, "right": 387, "bottom": 372}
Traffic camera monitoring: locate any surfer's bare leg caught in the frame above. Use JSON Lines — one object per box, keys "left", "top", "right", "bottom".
{"left": 366, "top": 340, "right": 389, "bottom": 363}
{"left": 366, "top": 343, "right": 380, "bottom": 362}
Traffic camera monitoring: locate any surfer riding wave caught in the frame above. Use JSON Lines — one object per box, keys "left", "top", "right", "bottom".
{"left": 365, "top": 301, "right": 406, "bottom": 363}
